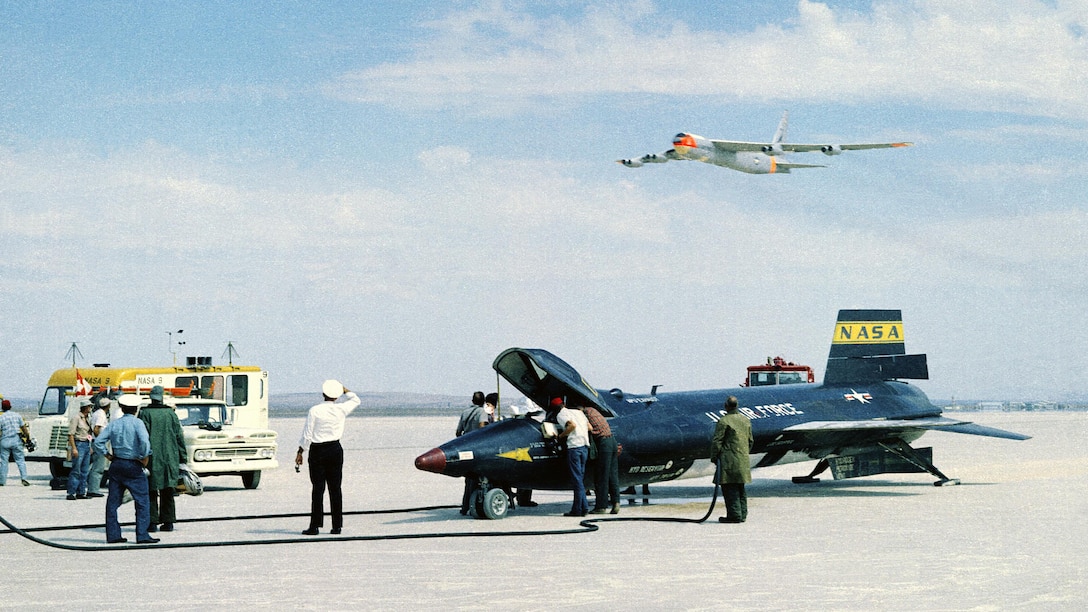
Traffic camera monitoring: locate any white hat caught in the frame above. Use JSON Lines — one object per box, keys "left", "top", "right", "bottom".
{"left": 322, "top": 379, "right": 344, "bottom": 400}
{"left": 78, "top": 397, "right": 93, "bottom": 408}
{"left": 118, "top": 394, "right": 141, "bottom": 409}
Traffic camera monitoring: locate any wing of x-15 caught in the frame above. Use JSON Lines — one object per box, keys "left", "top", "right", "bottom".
{"left": 415, "top": 309, "right": 1028, "bottom": 519}
{"left": 617, "top": 111, "right": 912, "bottom": 174}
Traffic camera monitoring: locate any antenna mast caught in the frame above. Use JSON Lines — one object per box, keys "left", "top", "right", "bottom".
{"left": 223, "top": 341, "right": 241, "bottom": 365}
{"left": 167, "top": 329, "right": 184, "bottom": 365}
{"left": 65, "top": 342, "right": 84, "bottom": 367}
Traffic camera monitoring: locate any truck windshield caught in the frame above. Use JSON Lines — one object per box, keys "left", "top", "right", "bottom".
{"left": 175, "top": 404, "right": 226, "bottom": 428}
{"left": 749, "top": 373, "right": 776, "bottom": 387}
{"left": 778, "top": 372, "right": 806, "bottom": 384}
{"left": 39, "top": 387, "right": 67, "bottom": 416}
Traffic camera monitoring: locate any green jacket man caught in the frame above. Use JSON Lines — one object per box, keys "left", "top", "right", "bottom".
{"left": 710, "top": 396, "right": 753, "bottom": 523}
{"left": 137, "top": 386, "right": 187, "bottom": 532}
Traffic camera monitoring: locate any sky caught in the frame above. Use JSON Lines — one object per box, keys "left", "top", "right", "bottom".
{"left": 1, "top": 0, "right": 1086, "bottom": 401}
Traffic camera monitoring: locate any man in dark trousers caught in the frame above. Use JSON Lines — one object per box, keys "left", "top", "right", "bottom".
{"left": 711, "top": 396, "right": 754, "bottom": 523}
{"left": 295, "top": 380, "right": 360, "bottom": 535}
{"left": 585, "top": 405, "right": 620, "bottom": 515}
{"left": 138, "top": 385, "right": 187, "bottom": 533}
{"left": 455, "top": 391, "right": 488, "bottom": 515}
{"left": 93, "top": 394, "right": 158, "bottom": 544}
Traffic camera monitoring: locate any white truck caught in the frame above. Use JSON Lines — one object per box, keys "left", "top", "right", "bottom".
{"left": 28, "top": 360, "right": 278, "bottom": 489}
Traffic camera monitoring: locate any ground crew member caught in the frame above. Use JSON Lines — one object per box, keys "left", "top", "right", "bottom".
{"left": 86, "top": 396, "right": 111, "bottom": 498}
{"left": 456, "top": 391, "right": 488, "bottom": 515}
{"left": 553, "top": 398, "right": 590, "bottom": 517}
{"left": 585, "top": 405, "right": 620, "bottom": 515}
{"left": 711, "top": 396, "right": 754, "bottom": 523}
{"left": 65, "top": 398, "right": 94, "bottom": 499}
{"left": 93, "top": 395, "right": 158, "bottom": 544}
{"left": 138, "top": 385, "right": 187, "bottom": 532}
{"left": 296, "top": 380, "right": 360, "bottom": 535}
{"left": 0, "top": 398, "right": 31, "bottom": 486}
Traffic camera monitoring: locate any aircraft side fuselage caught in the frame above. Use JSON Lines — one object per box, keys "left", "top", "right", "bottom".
{"left": 417, "top": 380, "right": 939, "bottom": 491}
{"left": 673, "top": 134, "right": 783, "bottom": 174}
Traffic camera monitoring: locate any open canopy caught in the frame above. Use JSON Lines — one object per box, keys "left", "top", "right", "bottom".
{"left": 492, "top": 348, "right": 615, "bottom": 417}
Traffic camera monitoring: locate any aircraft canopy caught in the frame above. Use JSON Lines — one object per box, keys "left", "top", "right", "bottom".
{"left": 492, "top": 348, "right": 615, "bottom": 417}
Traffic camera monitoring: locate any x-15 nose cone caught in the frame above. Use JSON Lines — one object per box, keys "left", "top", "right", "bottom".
{"left": 414, "top": 447, "right": 447, "bottom": 474}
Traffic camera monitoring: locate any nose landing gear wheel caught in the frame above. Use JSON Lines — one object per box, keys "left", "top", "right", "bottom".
{"left": 470, "top": 487, "right": 510, "bottom": 520}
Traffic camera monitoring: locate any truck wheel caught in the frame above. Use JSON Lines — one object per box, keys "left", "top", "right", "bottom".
{"left": 49, "top": 458, "right": 70, "bottom": 478}
{"left": 241, "top": 471, "right": 261, "bottom": 489}
{"left": 480, "top": 488, "right": 509, "bottom": 520}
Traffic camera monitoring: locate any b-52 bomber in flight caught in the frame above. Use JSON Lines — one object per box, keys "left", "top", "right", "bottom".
{"left": 416, "top": 310, "right": 1029, "bottom": 519}
{"left": 617, "top": 111, "right": 912, "bottom": 174}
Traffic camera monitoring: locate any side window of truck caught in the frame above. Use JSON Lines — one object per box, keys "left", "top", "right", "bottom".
{"left": 227, "top": 375, "right": 248, "bottom": 406}
{"left": 201, "top": 375, "right": 224, "bottom": 401}
{"left": 176, "top": 376, "right": 199, "bottom": 396}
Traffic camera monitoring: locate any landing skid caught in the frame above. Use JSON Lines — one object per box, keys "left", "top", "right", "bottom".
{"left": 879, "top": 440, "right": 961, "bottom": 486}
{"left": 792, "top": 444, "right": 962, "bottom": 486}
{"left": 792, "top": 459, "right": 830, "bottom": 484}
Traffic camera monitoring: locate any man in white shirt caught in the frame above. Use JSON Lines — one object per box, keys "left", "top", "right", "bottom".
{"left": 86, "top": 396, "right": 111, "bottom": 498}
{"left": 295, "top": 380, "right": 361, "bottom": 535}
{"left": 553, "top": 398, "right": 590, "bottom": 517}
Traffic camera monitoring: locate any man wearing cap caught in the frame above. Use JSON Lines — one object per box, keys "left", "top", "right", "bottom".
{"left": 93, "top": 395, "right": 158, "bottom": 544}
{"left": 138, "top": 385, "right": 187, "bottom": 532}
{"left": 65, "top": 398, "right": 95, "bottom": 499}
{"left": 0, "top": 398, "right": 32, "bottom": 486}
{"left": 455, "top": 391, "right": 488, "bottom": 515}
{"left": 711, "top": 396, "right": 754, "bottom": 524}
{"left": 552, "top": 397, "right": 591, "bottom": 517}
{"left": 295, "top": 380, "right": 361, "bottom": 535}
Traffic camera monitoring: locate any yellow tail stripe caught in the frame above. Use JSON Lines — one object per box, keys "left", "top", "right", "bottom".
{"left": 832, "top": 322, "right": 904, "bottom": 344}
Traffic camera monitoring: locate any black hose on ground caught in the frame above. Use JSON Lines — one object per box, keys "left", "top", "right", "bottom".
{"left": 0, "top": 471, "right": 723, "bottom": 551}
{"left": 581, "top": 459, "right": 720, "bottom": 528}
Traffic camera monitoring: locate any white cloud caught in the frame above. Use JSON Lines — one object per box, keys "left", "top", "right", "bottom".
{"left": 418, "top": 145, "right": 473, "bottom": 172}
{"left": 325, "top": 0, "right": 1088, "bottom": 119}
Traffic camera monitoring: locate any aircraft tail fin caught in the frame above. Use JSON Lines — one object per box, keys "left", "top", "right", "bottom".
{"left": 772, "top": 110, "right": 789, "bottom": 144}
{"left": 823, "top": 309, "right": 929, "bottom": 385}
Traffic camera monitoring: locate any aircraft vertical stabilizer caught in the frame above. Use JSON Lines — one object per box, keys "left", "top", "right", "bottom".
{"left": 772, "top": 111, "right": 789, "bottom": 144}
{"left": 823, "top": 309, "right": 928, "bottom": 385}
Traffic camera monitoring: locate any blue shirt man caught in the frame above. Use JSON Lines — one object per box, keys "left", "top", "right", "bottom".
{"left": 93, "top": 395, "right": 158, "bottom": 544}
{"left": 0, "top": 400, "right": 32, "bottom": 486}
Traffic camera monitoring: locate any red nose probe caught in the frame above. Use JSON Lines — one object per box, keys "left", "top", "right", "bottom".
{"left": 414, "top": 448, "right": 447, "bottom": 474}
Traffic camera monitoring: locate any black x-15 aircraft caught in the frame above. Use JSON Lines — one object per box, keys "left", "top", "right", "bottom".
{"left": 415, "top": 310, "right": 1030, "bottom": 519}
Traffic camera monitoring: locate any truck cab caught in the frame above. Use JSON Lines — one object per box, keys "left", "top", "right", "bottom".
{"left": 741, "top": 356, "right": 816, "bottom": 387}
{"left": 163, "top": 397, "right": 277, "bottom": 489}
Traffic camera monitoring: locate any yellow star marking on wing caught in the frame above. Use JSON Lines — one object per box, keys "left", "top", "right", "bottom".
{"left": 498, "top": 447, "right": 533, "bottom": 462}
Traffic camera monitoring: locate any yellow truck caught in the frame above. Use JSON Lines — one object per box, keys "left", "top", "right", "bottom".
{"left": 28, "top": 361, "right": 277, "bottom": 489}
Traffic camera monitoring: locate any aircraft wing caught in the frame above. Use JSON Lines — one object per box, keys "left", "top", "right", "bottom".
{"left": 710, "top": 140, "right": 913, "bottom": 153}
{"left": 781, "top": 142, "right": 913, "bottom": 153}
{"left": 616, "top": 150, "right": 678, "bottom": 168}
{"left": 710, "top": 140, "right": 773, "bottom": 152}
{"left": 781, "top": 417, "right": 1030, "bottom": 441}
